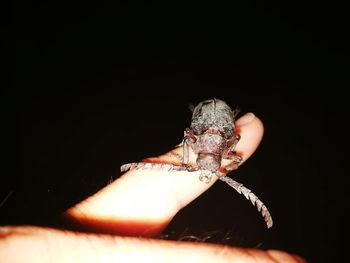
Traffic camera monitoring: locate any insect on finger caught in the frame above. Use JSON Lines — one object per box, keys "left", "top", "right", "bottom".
{"left": 121, "top": 98, "right": 273, "bottom": 229}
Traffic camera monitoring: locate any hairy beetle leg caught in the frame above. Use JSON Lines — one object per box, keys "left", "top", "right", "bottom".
{"left": 228, "top": 134, "right": 241, "bottom": 152}
{"left": 182, "top": 128, "right": 197, "bottom": 164}
{"left": 223, "top": 133, "right": 242, "bottom": 167}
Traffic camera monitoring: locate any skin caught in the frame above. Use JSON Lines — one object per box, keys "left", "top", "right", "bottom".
{"left": 0, "top": 112, "right": 306, "bottom": 262}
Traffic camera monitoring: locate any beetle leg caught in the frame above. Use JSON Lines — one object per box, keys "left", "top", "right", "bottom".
{"left": 222, "top": 151, "right": 242, "bottom": 173}
{"left": 227, "top": 133, "right": 241, "bottom": 152}
{"left": 182, "top": 128, "right": 197, "bottom": 164}
{"left": 222, "top": 134, "right": 242, "bottom": 172}
{"left": 222, "top": 161, "right": 240, "bottom": 173}
{"left": 223, "top": 134, "right": 241, "bottom": 159}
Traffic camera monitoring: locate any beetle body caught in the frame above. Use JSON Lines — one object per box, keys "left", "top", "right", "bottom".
{"left": 182, "top": 99, "right": 242, "bottom": 182}
{"left": 190, "top": 98, "right": 236, "bottom": 139}
{"left": 120, "top": 98, "right": 273, "bottom": 229}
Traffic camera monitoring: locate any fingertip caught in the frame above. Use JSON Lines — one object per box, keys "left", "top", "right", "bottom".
{"left": 234, "top": 113, "right": 264, "bottom": 163}
{"left": 236, "top": 112, "right": 256, "bottom": 126}
{"left": 236, "top": 112, "right": 264, "bottom": 134}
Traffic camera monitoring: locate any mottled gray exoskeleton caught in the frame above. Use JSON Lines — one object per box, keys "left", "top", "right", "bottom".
{"left": 182, "top": 99, "right": 243, "bottom": 183}
{"left": 121, "top": 98, "right": 273, "bottom": 228}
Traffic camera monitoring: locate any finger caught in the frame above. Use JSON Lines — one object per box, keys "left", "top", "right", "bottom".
{"left": 0, "top": 226, "right": 307, "bottom": 263}
{"left": 64, "top": 113, "right": 264, "bottom": 236}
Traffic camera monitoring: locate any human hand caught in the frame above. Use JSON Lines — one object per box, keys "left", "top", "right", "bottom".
{"left": 0, "top": 112, "right": 306, "bottom": 262}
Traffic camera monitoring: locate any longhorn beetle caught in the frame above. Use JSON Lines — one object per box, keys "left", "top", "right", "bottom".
{"left": 121, "top": 98, "right": 273, "bottom": 228}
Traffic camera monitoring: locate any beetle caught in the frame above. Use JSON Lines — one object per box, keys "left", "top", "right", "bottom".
{"left": 121, "top": 98, "right": 273, "bottom": 228}
{"left": 181, "top": 98, "right": 243, "bottom": 183}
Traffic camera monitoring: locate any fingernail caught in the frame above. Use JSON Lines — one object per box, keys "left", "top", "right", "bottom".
{"left": 236, "top": 112, "right": 255, "bottom": 126}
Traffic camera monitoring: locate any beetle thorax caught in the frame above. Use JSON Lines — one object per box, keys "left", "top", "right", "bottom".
{"left": 193, "top": 133, "right": 226, "bottom": 172}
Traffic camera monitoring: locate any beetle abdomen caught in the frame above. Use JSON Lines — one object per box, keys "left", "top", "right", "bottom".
{"left": 191, "top": 99, "right": 235, "bottom": 138}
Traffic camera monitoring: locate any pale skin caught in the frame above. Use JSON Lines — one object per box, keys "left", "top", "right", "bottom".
{"left": 0, "top": 112, "right": 306, "bottom": 263}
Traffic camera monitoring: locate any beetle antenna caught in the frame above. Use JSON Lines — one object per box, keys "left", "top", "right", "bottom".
{"left": 216, "top": 174, "right": 273, "bottom": 229}
{"left": 188, "top": 103, "right": 195, "bottom": 112}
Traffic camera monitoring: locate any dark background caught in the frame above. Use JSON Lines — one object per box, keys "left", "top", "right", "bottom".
{"left": 6, "top": 1, "right": 347, "bottom": 262}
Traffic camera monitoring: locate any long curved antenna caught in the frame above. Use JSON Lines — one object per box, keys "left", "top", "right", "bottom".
{"left": 121, "top": 162, "right": 198, "bottom": 173}
{"left": 217, "top": 174, "right": 273, "bottom": 229}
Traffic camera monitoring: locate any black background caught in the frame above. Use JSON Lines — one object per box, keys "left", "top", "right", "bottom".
{"left": 6, "top": 1, "right": 347, "bottom": 262}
